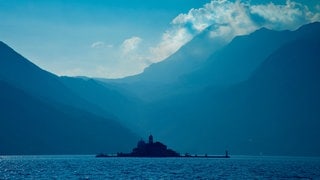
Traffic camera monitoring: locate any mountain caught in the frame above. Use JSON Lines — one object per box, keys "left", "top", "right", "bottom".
{"left": 104, "top": 23, "right": 320, "bottom": 102}
{"left": 0, "top": 41, "right": 138, "bottom": 155}
{"left": 122, "top": 26, "right": 227, "bottom": 84}
{"left": 196, "top": 30, "right": 320, "bottom": 156}
{"left": 185, "top": 22, "right": 320, "bottom": 87}
{"left": 102, "top": 22, "right": 320, "bottom": 156}
{"left": 2, "top": 22, "right": 319, "bottom": 156}
{"left": 0, "top": 41, "right": 78, "bottom": 105}
{"left": 60, "top": 76, "right": 144, "bottom": 128}
{"left": 0, "top": 41, "right": 111, "bottom": 118}
{"left": 102, "top": 25, "right": 228, "bottom": 101}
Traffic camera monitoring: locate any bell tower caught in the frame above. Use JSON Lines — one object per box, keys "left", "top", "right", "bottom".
{"left": 148, "top": 134, "right": 154, "bottom": 144}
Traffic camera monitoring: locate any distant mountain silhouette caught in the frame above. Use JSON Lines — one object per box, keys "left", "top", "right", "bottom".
{"left": 102, "top": 24, "right": 228, "bottom": 101}
{"left": 0, "top": 42, "right": 138, "bottom": 155}
{"left": 134, "top": 22, "right": 320, "bottom": 156}
{"left": 0, "top": 42, "right": 113, "bottom": 118}
{"left": 186, "top": 22, "right": 320, "bottom": 87}
{"left": 0, "top": 42, "right": 78, "bottom": 104}
{"left": 95, "top": 22, "right": 320, "bottom": 156}
{"left": 1, "top": 22, "right": 320, "bottom": 156}
{"left": 60, "top": 76, "right": 143, "bottom": 128}
{"left": 103, "top": 23, "right": 320, "bottom": 102}
{"left": 206, "top": 30, "right": 320, "bottom": 156}
{"left": 121, "top": 25, "right": 226, "bottom": 83}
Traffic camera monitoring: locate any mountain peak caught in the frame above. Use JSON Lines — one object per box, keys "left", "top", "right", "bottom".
{"left": 0, "top": 41, "right": 6, "bottom": 45}
{"left": 295, "top": 21, "right": 320, "bottom": 35}
{"left": 0, "top": 41, "right": 15, "bottom": 53}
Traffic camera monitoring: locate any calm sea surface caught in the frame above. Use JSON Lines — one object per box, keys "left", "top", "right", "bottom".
{"left": 0, "top": 155, "right": 320, "bottom": 179}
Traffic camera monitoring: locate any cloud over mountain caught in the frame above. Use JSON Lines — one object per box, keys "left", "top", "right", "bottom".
{"left": 149, "top": 0, "right": 320, "bottom": 64}
{"left": 250, "top": 1, "right": 320, "bottom": 29}
{"left": 34, "top": 0, "right": 320, "bottom": 79}
{"left": 121, "top": 36, "right": 142, "bottom": 55}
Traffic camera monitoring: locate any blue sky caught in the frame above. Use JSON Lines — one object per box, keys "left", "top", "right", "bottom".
{"left": 0, "top": 0, "right": 319, "bottom": 78}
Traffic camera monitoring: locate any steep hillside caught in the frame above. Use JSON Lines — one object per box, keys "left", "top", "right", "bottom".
{"left": 60, "top": 77, "right": 144, "bottom": 128}
{"left": 122, "top": 25, "right": 227, "bottom": 84}
{"left": 0, "top": 41, "right": 78, "bottom": 104}
{"left": 0, "top": 41, "right": 110, "bottom": 117}
{"left": 103, "top": 25, "right": 227, "bottom": 100}
{"left": 0, "top": 81, "right": 138, "bottom": 155}
{"left": 0, "top": 42, "right": 138, "bottom": 155}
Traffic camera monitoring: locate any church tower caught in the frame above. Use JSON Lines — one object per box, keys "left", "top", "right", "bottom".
{"left": 149, "top": 134, "right": 154, "bottom": 144}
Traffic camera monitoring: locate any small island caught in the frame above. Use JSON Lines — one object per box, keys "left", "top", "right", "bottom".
{"left": 96, "top": 135, "right": 230, "bottom": 158}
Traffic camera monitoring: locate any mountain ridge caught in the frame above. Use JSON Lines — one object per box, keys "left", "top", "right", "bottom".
{"left": 0, "top": 41, "right": 138, "bottom": 155}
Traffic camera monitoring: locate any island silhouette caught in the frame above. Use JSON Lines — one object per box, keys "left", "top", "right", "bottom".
{"left": 97, "top": 135, "right": 230, "bottom": 158}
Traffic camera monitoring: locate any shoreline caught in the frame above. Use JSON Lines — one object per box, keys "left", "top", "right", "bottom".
{"left": 96, "top": 154, "right": 230, "bottom": 158}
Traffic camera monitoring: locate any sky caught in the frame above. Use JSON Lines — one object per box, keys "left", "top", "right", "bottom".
{"left": 0, "top": 0, "right": 319, "bottom": 78}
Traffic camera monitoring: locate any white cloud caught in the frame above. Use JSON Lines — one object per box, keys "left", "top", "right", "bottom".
{"left": 121, "top": 36, "right": 142, "bottom": 55}
{"left": 250, "top": 0, "right": 320, "bottom": 30}
{"left": 106, "top": 44, "right": 114, "bottom": 48}
{"left": 148, "top": 0, "right": 320, "bottom": 64}
{"left": 91, "top": 41, "right": 114, "bottom": 49}
{"left": 149, "top": 28, "right": 192, "bottom": 63}
{"left": 91, "top": 41, "right": 105, "bottom": 48}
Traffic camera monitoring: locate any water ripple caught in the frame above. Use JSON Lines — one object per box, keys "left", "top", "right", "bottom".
{"left": 0, "top": 155, "right": 320, "bottom": 179}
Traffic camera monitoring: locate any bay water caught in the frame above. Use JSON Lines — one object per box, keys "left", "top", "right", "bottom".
{"left": 1, "top": 155, "right": 320, "bottom": 179}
